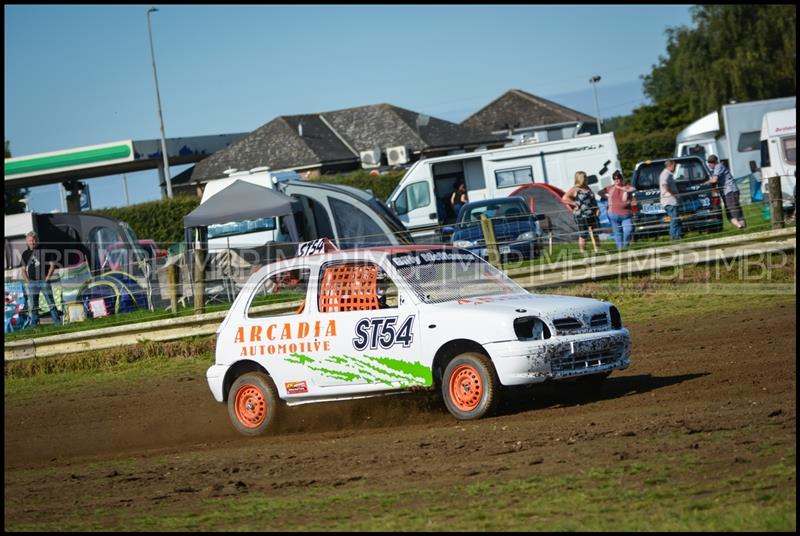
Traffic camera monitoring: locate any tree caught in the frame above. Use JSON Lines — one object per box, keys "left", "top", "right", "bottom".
{"left": 5, "top": 140, "right": 29, "bottom": 214}
{"left": 643, "top": 5, "right": 796, "bottom": 118}
{"left": 605, "top": 4, "right": 796, "bottom": 174}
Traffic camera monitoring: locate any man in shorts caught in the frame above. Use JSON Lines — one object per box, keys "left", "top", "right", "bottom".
{"left": 706, "top": 154, "right": 746, "bottom": 230}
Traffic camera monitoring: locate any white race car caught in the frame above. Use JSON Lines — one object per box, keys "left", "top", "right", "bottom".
{"left": 207, "top": 239, "right": 631, "bottom": 435}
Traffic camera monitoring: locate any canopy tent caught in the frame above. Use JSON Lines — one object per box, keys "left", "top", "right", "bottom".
{"left": 183, "top": 179, "right": 301, "bottom": 243}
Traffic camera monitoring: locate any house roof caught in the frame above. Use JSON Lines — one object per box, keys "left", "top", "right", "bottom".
{"left": 460, "top": 89, "right": 597, "bottom": 133}
{"left": 186, "top": 103, "right": 505, "bottom": 185}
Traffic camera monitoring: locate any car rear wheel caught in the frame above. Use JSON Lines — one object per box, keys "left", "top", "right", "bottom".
{"left": 442, "top": 352, "right": 499, "bottom": 420}
{"left": 228, "top": 372, "right": 280, "bottom": 436}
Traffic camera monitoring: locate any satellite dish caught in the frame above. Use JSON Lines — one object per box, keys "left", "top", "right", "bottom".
{"left": 416, "top": 114, "right": 430, "bottom": 128}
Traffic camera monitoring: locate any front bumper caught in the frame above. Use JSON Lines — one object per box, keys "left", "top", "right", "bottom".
{"left": 633, "top": 210, "right": 722, "bottom": 235}
{"left": 484, "top": 329, "right": 631, "bottom": 386}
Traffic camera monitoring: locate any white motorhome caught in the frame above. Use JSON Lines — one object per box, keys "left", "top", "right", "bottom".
{"left": 386, "top": 132, "right": 620, "bottom": 240}
{"left": 675, "top": 96, "right": 796, "bottom": 200}
{"left": 200, "top": 167, "right": 300, "bottom": 250}
{"left": 753, "top": 107, "right": 796, "bottom": 210}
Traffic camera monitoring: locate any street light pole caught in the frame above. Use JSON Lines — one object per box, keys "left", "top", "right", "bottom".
{"left": 146, "top": 6, "right": 173, "bottom": 198}
{"left": 589, "top": 75, "right": 602, "bottom": 134}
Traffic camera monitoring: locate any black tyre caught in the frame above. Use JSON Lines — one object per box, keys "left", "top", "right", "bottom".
{"left": 227, "top": 372, "right": 280, "bottom": 436}
{"left": 441, "top": 352, "right": 499, "bottom": 420}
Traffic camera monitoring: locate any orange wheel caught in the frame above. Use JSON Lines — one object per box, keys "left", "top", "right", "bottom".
{"left": 442, "top": 352, "right": 499, "bottom": 420}
{"left": 234, "top": 383, "right": 267, "bottom": 428}
{"left": 448, "top": 364, "right": 483, "bottom": 412}
{"left": 227, "top": 372, "right": 279, "bottom": 436}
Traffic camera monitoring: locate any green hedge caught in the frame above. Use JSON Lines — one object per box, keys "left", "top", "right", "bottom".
{"left": 91, "top": 195, "right": 200, "bottom": 248}
{"left": 310, "top": 170, "right": 405, "bottom": 202}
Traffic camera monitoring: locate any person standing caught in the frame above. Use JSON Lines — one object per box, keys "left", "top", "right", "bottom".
{"left": 449, "top": 181, "right": 468, "bottom": 220}
{"left": 603, "top": 170, "right": 637, "bottom": 249}
{"left": 705, "top": 154, "right": 746, "bottom": 229}
{"left": 21, "top": 231, "right": 62, "bottom": 326}
{"left": 660, "top": 159, "right": 682, "bottom": 240}
{"left": 562, "top": 171, "right": 599, "bottom": 253}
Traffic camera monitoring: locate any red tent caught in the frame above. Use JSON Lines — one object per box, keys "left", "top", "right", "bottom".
{"left": 510, "top": 184, "right": 579, "bottom": 243}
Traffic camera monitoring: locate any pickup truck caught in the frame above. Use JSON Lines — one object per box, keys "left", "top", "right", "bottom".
{"left": 630, "top": 156, "right": 724, "bottom": 238}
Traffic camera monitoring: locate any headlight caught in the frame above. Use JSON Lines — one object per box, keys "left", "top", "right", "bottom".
{"left": 514, "top": 316, "right": 551, "bottom": 341}
{"left": 516, "top": 231, "right": 536, "bottom": 241}
{"left": 609, "top": 306, "right": 622, "bottom": 329}
{"left": 453, "top": 240, "right": 475, "bottom": 248}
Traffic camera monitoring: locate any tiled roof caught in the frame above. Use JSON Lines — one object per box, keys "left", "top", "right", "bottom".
{"left": 187, "top": 103, "right": 505, "bottom": 184}
{"left": 461, "top": 89, "right": 597, "bottom": 133}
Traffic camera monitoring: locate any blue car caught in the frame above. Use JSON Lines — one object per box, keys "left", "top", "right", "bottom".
{"left": 448, "top": 197, "right": 543, "bottom": 261}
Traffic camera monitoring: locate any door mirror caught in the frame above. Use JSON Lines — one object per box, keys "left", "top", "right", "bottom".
{"left": 749, "top": 160, "right": 758, "bottom": 173}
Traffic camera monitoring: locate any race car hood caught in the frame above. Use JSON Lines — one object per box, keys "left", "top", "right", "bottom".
{"left": 425, "top": 292, "right": 615, "bottom": 342}
{"left": 434, "top": 292, "right": 609, "bottom": 318}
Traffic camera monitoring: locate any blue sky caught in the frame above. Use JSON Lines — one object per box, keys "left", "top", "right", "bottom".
{"left": 4, "top": 4, "right": 695, "bottom": 213}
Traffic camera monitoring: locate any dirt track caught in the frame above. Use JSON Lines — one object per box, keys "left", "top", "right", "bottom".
{"left": 4, "top": 300, "right": 796, "bottom": 529}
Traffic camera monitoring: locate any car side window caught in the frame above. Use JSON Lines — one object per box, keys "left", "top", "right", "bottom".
{"left": 318, "top": 261, "right": 398, "bottom": 313}
{"left": 248, "top": 268, "right": 310, "bottom": 318}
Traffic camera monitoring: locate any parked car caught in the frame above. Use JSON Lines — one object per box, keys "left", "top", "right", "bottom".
{"left": 101, "top": 240, "right": 165, "bottom": 272}
{"left": 629, "top": 156, "right": 724, "bottom": 238}
{"left": 207, "top": 240, "right": 631, "bottom": 435}
{"left": 445, "top": 197, "right": 544, "bottom": 262}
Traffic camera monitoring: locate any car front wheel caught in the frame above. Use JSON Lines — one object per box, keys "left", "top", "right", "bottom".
{"left": 228, "top": 372, "right": 280, "bottom": 436}
{"left": 442, "top": 352, "right": 499, "bottom": 420}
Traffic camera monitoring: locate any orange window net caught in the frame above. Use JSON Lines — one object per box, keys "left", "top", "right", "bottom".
{"left": 319, "top": 263, "right": 380, "bottom": 313}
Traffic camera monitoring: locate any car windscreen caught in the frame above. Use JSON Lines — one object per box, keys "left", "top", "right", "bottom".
{"left": 459, "top": 200, "right": 528, "bottom": 224}
{"left": 388, "top": 249, "right": 526, "bottom": 304}
{"left": 634, "top": 159, "right": 710, "bottom": 190}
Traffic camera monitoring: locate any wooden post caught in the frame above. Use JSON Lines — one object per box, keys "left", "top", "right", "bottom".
{"left": 193, "top": 247, "right": 206, "bottom": 314}
{"left": 480, "top": 215, "right": 500, "bottom": 268}
{"left": 167, "top": 263, "right": 178, "bottom": 313}
{"left": 768, "top": 176, "right": 784, "bottom": 230}
{"left": 588, "top": 226, "right": 599, "bottom": 253}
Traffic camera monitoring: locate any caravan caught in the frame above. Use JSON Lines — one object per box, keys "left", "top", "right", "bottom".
{"left": 675, "top": 96, "right": 796, "bottom": 201}
{"left": 752, "top": 107, "right": 796, "bottom": 211}
{"left": 386, "top": 133, "right": 620, "bottom": 241}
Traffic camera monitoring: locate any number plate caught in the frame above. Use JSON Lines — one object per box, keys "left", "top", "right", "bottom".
{"left": 640, "top": 203, "right": 664, "bottom": 214}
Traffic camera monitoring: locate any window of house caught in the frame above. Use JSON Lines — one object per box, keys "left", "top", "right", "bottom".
{"left": 495, "top": 166, "right": 534, "bottom": 188}
{"left": 318, "top": 262, "right": 398, "bottom": 313}
{"left": 248, "top": 267, "right": 310, "bottom": 318}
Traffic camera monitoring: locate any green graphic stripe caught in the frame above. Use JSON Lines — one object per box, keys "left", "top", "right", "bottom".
{"left": 371, "top": 355, "right": 433, "bottom": 385}
{"left": 5, "top": 144, "right": 132, "bottom": 176}
{"left": 287, "top": 353, "right": 432, "bottom": 386}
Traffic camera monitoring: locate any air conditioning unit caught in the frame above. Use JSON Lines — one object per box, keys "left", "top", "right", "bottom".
{"left": 360, "top": 148, "right": 381, "bottom": 169}
{"left": 386, "top": 145, "right": 409, "bottom": 166}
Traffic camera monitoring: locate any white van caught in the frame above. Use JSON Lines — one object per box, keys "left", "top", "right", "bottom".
{"left": 753, "top": 107, "right": 796, "bottom": 210}
{"left": 200, "top": 167, "right": 300, "bottom": 250}
{"left": 386, "top": 133, "right": 620, "bottom": 240}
